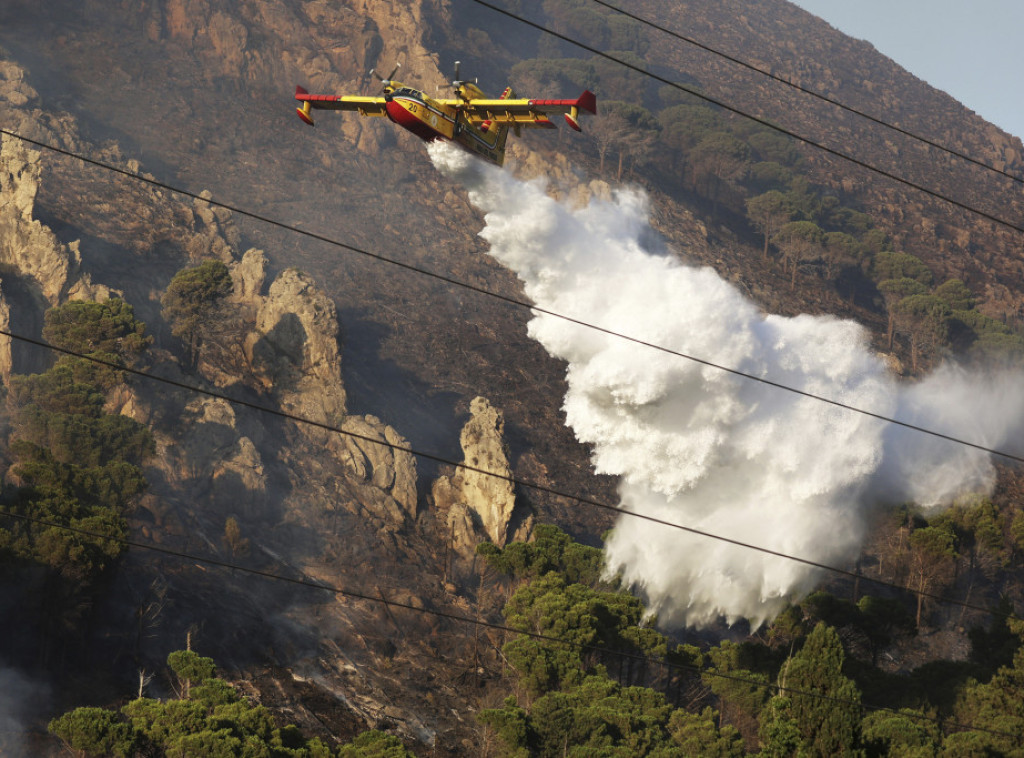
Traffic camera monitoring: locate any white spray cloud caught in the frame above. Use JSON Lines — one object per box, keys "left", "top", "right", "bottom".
{"left": 428, "top": 142, "right": 1024, "bottom": 629}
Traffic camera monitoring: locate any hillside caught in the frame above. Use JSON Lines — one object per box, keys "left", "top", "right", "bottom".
{"left": 633, "top": 0, "right": 1024, "bottom": 319}
{"left": 1, "top": 0, "right": 1024, "bottom": 754}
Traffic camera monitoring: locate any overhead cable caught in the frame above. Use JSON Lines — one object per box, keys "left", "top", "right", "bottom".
{"left": 2, "top": 325, "right": 1015, "bottom": 621}
{"left": 1, "top": 128, "right": 1020, "bottom": 470}
{"left": 0, "top": 507, "right": 1013, "bottom": 741}
{"left": 0, "top": 21, "right": 1018, "bottom": 743}
{"left": 464, "top": 0, "right": 1024, "bottom": 235}
{"left": 586, "top": 0, "right": 1024, "bottom": 187}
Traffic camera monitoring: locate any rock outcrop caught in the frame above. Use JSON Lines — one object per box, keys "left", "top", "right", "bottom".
{"left": 249, "top": 266, "right": 347, "bottom": 424}
{"left": 186, "top": 397, "right": 266, "bottom": 494}
{"left": 337, "top": 414, "right": 419, "bottom": 523}
{"left": 431, "top": 396, "right": 522, "bottom": 551}
{"left": 0, "top": 59, "right": 37, "bottom": 108}
{"left": 186, "top": 191, "right": 241, "bottom": 263}
{"left": 223, "top": 246, "right": 417, "bottom": 525}
{"left": 0, "top": 135, "right": 112, "bottom": 306}
{"left": 232, "top": 247, "right": 268, "bottom": 301}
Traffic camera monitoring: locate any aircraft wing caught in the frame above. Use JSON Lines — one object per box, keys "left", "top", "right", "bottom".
{"left": 295, "top": 86, "right": 387, "bottom": 125}
{"left": 454, "top": 90, "right": 597, "bottom": 131}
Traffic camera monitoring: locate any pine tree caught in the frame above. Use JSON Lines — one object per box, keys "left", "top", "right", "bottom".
{"left": 161, "top": 259, "right": 233, "bottom": 366}
{"left": 760, "top": 623, "right": 863, "bottom": 757}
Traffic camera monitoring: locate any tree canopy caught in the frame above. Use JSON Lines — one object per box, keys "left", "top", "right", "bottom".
{"left": 161, "top": 259, "right": 234, "bottom": 365}
{"left": 49, "top": 651, "right": 414, "bottom": 757}
{"left": 1, "top": 300, "right": 154, "bottom": 657}
{"left": 43, "top": 297, "right": 152, "bottom": 363}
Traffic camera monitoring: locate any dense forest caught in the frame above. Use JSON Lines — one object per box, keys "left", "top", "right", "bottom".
{"left": 45, "top": 525, "right": 1024, "bottom": 755}
{"left": 1, "top": 299, "right": 153, "bottom": 668}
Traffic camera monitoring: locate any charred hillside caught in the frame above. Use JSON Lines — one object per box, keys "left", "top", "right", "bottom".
{"left": 3, "top": 0, "right": 1024, "bottom": 755}
{"left": 0, "top": 0, "right": 619, "bottom": 533}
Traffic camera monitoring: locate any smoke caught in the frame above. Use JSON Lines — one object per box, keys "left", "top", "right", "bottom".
{"left": 428, "top": 142, "right": 1024, "bottom": 629}
{"left": 0, "top": 666, "right": 49, "bottom": 756}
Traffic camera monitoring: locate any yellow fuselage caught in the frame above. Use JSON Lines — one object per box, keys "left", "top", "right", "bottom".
{"left": 383, "top": 86, "right": 508, "bottom": 166}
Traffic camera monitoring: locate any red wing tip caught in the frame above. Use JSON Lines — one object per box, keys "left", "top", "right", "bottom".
{"left": 295, "top": 85, "right": 309, "bottom": 97}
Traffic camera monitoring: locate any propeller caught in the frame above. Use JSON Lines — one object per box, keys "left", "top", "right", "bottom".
{"left": 369, "top": 63, "right": 401, "bottom": 89}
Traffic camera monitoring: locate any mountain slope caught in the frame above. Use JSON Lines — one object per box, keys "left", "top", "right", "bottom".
{"left": 2, "top": 0, "right": 1024, "bottom": 754}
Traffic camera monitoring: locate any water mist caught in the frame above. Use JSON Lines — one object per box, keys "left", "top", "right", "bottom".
{"left": 429, "top": 142, "right": 1024, "bottom": 629}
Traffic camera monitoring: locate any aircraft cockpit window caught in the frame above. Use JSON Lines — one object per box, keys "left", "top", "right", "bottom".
{"left": 393, "top": 88, "right": 417, "bottom": 98}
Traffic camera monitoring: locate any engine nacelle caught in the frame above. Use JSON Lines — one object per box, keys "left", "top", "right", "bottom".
{"left": 457, "top": 81, "right": 486, "bottom": 101}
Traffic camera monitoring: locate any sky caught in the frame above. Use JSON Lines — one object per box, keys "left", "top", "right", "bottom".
{"left": 788, "top": 0, "right": 1024, "bottom": 140}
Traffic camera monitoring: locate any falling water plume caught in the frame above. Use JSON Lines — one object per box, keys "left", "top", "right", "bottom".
{"left": 428, "top": 141, "right": 1024, "bottom": 629}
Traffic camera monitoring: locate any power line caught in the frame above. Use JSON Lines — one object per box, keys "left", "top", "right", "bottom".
{"left": 586, "top": 0, "right": 1024, "bottom": 187}
{"left": 2, "top": 127, "right": 1021, "bottom": 469}
{"left": 0, "top": 507, "right": 1013, "bottom": 742}
{"left": 0, "top": 144, "right": 1011, "bottom": 737}
{"left": 1, "top": 325, "right": 1014, "bottom": 621}
{"left": 0, "top": 26, "right": 1015, "bottom": 747}
{"left": 464, "top": 0, "right": 1024, "bottom": 235}
{"left": 0, "top": 132, "right": 1020, "bottom": 614}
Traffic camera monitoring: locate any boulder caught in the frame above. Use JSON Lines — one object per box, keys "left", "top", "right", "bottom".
{"left": 338, "top": 414, "right": 417, "bottom": 521}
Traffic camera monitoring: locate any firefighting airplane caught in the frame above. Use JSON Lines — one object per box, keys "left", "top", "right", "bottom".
{"left": 295, "top": 62, "right": 597, "bottom": 167}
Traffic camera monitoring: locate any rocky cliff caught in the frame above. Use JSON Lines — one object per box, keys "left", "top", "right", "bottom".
{"left": 0, "top": 135, "right": 111, "bottom": 299}
{"left": 0, "top": 131, "right": 118, "bottom": 381}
